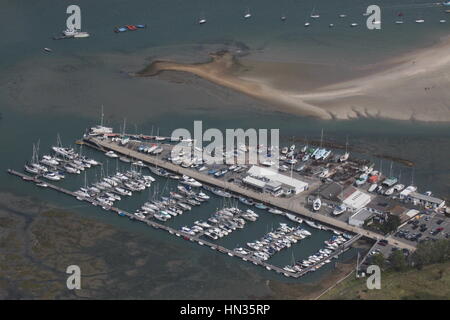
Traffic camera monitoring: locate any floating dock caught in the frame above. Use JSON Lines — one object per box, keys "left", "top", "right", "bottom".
{"left": 7, "top": 169, "right": 361, "bottom": 278}
{"left": 81, "top": 136, "right": 416, "bottom": 251}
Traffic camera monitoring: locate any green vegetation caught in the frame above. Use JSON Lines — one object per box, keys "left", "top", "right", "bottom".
{"left": 322, "top": 239, "right": 450, "bottom": 299}
{"left": 371, "top": 253, "right": 386, "bottom": 270}
{"left": 365, "top": 215, "right": 401, "bottom": 235}
{"left": 389, "top": 250, "right": 408, "bottom": 272}
{"left": 321, "top": 261, "right": 450, "bottom": 300}
{"left": 411, "top": 239, "right": 450, "bottom": 269}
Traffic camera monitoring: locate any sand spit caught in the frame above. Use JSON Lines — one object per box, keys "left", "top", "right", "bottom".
{"left": 135, "top": 39, "right": 450, "bottom": 122}
{"left": 134, "top": 52, "right": 333, "bottom": 119}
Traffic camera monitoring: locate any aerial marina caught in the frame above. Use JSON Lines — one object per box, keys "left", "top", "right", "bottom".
{"left": 3, "top": 0, "right": 450, "bottom": 302}
{"left": 8, "top": 117, "right": 447, "bottom": 279}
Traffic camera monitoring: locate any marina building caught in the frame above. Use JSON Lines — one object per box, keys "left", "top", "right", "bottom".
{"left": 318, "top": 182, "right": 345, "bottom": 202}
{"left": 242, "top": 176, "right": 266, "bottom": 190}
{"left": 407, "top": 192, "right": 446, "bottom": 210}
{"left": 348, "top": 208, "right": 373, "bottom": 227}
{"left": 246, "top": 165, "right": 309, "bottom": 194}
{"left": 340, "top": 186, "right": 372, "bottom": 212}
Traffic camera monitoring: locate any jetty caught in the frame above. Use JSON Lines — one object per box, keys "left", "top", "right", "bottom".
{"left": 7, "top": 168, "right": 360, "bottom": 278}
{"left": 81, "top": 136, "right": 416, "bottom": 251}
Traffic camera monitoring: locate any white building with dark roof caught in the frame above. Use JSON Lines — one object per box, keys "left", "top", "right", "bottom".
{"left": 340, "top": 186, "right": 372, "bottom": 212}
{"left": 407, "top": 192, "right": 446, "bottom": 210}
{"left": 246, "top": 165, "right": 308, "bottom": 194}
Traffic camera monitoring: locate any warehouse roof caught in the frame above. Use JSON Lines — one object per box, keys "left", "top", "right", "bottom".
{"left": 247, "top": 166, "right": 308, "bottom": 193}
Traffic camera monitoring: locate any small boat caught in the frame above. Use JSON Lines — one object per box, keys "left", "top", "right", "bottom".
{"left": 350, "top": 23, "right": 358, "bottom": 27}
{"left": 43, "top": 48, "right": 52, "bottom": 53}
{"left": 126, "top": 25, "right": 138, "bottom": 31}
{"left": 114, "top": 27, "right": 128, "bottom": 33}
{"left": 304, "top": 22, "right": 311, "bottom": 27}
{"left": 280, "top": 15, "right": 287, "bottom": 21}
{"left": 333, "top": 205, "right": 346, "bottom": 216}
{"left": 198, "top": 16, "right": 207, "bottom": 24}
{"left": 119, "top": 156, "right": 131, "bottom": 163}
{"left": 268, "top": 208, "right": 283, "bottom": 215}
{"left": 243, "top": 8, "right": 252, "bottom": 19}
{"left": 105, "top": 151, "right": 118, "bottom": 158}
{"left": 305, "top": 220, "right": 322, "bottom": 229}
{"left": 439, "top": 19, "right": 447, "bottom": 23}
{"left": 312, "top": 196, "right": 321, "bottom": 211}
{"left": 339, "top": 152, "right": 349, "bottom": 162}
{"left": 310, "top": 6, "right": 320, "bottom": 19}
{"left": 395, "top": 12, "right": 404, "bottom": 24}
{"left": 339, "top": 14, "right": 347, "bottom": 18}
{"left": 36, "top": 182, "right": 48, "bottom": 188}
{"left": 239, "top": 197, "right": 254, "bottom": 206}
{"left": 255, "top": 202, "right": 268, "bottom": 210}
{"left": 368, "top": 183, "right": 378, "bottom": 193}
{"left": 415, "top": 19, "right": 425, "bottom": 23}
{"left": 384, "top": 187, "right": 395, "bottom": 196}
{"left": 56, "top": 28, "right": 90, "bottom": 39}
{"left": 329, "top": 23, "right": 334, "bottom": 27}
{"left": 286, "top": 213, "right": 303, "bottom": 224}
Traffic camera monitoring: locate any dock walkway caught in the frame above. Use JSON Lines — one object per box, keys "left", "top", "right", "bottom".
{"left": 83, "top": 137, "right": 416, "bottom": 251}
{"left": 7, "top": 168, "right": 362, "bottom": 278}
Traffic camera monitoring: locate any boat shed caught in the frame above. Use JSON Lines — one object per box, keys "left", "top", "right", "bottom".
{"left": 265, "top": 180, "right": 282, "bottom": 192}
{"left": 247, "top": 165, "right": 308, "bottom": 194}
{"left": 243, "top": 176, "right": 266, "bottom": 190}
{"left": 407, "top": 192, "right": 446, "bottom": 209}
{"left": 318, "top": 182, "right": 344, "bottom": 202}
{"left": 340, "top": 187, "right": 372, "bottom": 212}
{"left": 348, "top": 208, "right": 373, "bottom": 227}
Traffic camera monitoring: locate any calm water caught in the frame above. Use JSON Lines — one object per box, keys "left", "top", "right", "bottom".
{"left": 0, "top": 0, "right": 449, "bottom": 298}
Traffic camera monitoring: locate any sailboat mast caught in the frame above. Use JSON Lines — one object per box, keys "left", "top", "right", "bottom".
{"left": 100, "top": 105, "right": 104, "bottom": 127}
{"left": 320, "top": 129, "right": 323, "bottom": 148}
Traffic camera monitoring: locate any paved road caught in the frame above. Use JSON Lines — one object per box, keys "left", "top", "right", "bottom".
{"left": 88, "top": 137, "right": 417, "bottom": 251}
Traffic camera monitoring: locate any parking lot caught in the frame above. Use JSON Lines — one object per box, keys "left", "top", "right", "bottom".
{"left": 392, "top": 211, "right": 449, "bottom": 245}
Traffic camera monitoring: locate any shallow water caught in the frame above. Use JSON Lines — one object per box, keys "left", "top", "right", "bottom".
{"left": 0, "top": 0, "right": 449, "bottom": 298}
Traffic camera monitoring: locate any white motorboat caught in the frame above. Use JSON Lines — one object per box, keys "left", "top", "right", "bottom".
{"left": 105, "top": 151, "right": 118, "bottom": 158}
{"left": 368, "top": 183, "right": 378, "bottom": 193}
{"left": 62, "top": 28, "right": 90, "bottom": 38}
{"left": 312, "top": 196, "right": 321, "bottom": 211}
{"left": 286, "top": 213, "right": 303, "bottom": 224}
{"left": 24, "top": 164, "right": 40, "bottom": 174}
{"left": 43, "top": 172, "right": 61, "bottom": 181}
{"left": 243, "top": 7, "right": 252, "bottom": 19}
{"left": 384, "top": 187, "right": 395, "bottom": 196}
{"left": 333, "top": 205, "right": 346, "bottom": 216}
{"left": 339, "top": 152, "right": 349, "bottom": 162}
